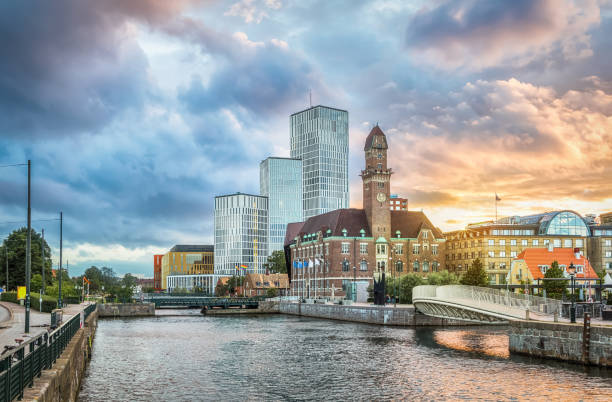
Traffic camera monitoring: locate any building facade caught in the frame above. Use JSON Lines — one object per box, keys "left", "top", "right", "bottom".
{"left": 389, "top": 195, "right": 408, "bottom": 211}
{"left": 160, "top": 245, "right": 214, "bottom": 291}
{"left": 153, "top": 254, "right": 163, "bottom": 291}
{"left": 166, "top": 274, "right": 223, "bottom": 294}
{"left": 588, "top": 214, "right": 612, "bottom": 274}
{"left": 214, "top": 193, "right": 269, "bottom": 276}
{"left": 285, "top": 125, "right": 446, "bottom": 301}
{"left": 243, "top": 273, "right": 290, "bottom": 296}
{"left": 444, "top": 211, "right": 592, "bottom": 284}
{"left": 260, "top": 157, "right": 302, "bottom": 255}
{"left": 290, "top": 105, "right": 349, "bottom": 220}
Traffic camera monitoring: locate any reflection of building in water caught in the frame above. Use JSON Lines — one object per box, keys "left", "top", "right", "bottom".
{"left": 432, "top": 330, "right": 509, "bottom": 358}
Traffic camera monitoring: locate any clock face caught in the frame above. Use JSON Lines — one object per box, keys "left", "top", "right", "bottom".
{"left": 377, "top": 193, "right": 386, "bottom": 202}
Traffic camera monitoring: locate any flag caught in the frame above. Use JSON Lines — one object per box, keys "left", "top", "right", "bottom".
{"left": 240, "top": 264, "right": 248, "bottom": 269}
{"left": 309, "top": 259, "right": 313, "bottom": 268}
{"left": 495, "top": 193, "right": 501, "bottom": 201}
{"left": 314, "top": 258, "right": 320, "bottom": 266}
{"left": 83, "top": 276, "right": 91, "bottom": 285}
{"left": 304, "top": 260, "right": 309, "bottom": 268}
{"left": 293, "top": 261, "right": 298, "bottom": 269}
{"left": 298, "top": 261, "right": 303, "bottom": 268}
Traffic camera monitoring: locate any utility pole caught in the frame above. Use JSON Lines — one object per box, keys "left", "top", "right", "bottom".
{"left": 58, "top": 211, "right": 63, "bottom": 309}
{"left": 5, "top": 243, "right": 7, "bottom": 291}
{"left": 25, "top": 159, "right": 31, "bottom": 333}
{"left": 41, "top": 229, "right": 45, "bottom": 297}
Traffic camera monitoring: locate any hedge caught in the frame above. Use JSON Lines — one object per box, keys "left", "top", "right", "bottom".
{"left": 63, "top": 296, "right": 81, "bottom": 305}
{"left": 1, "top": 291, "right": 58, "bottom": 313}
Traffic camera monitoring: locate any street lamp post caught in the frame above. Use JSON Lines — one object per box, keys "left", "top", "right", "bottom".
{"left": 353, "top": 265, "right": 356, "bottom": 302}
{"left": 568, "top": 262, "right": 576, "bottom": 323}
{"left": 25, "top": 159, "right": 31, "bottom": 333}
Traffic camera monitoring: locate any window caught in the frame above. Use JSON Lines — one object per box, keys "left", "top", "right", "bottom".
{"left": 510, "top": 251, "right": 517, "bottom": 258}
{"left": 413, "top": 244, "right": 420, "bottom": 255}
{"left": 511, "top": 239, "right": 517, "bottom": 246}
{"left": 396, "top": 244, "right": 403, "bottom": 255}
{"left": 376, "top": 244, "right": 387, "bottom": 255}
{"left": 432, "top": 262, "right": 439, "bottom": 272}
{"left": 499, "top": 251, "right": 506, "bottom": 257}
{"left": 576, "top": 265, "right": 584, "bottom": 273}
{"left": 432, "top": 245, "right": 438, "bottom": 255}
{"left": 378, "top": 182, "right": 384, "bottom": 188}
{"left": 539, "top": 265, "right": 548, "bottom": 274}
{"left": 341, "top": 243, "right": 349, "bottom": 254}
{"left": 605, "top": 251, "right": 612, "bottom": 258}
{"left": 360, "top": 243, "right": 368, "bottom": 254}
{"left": 499, "top": 240, "right": 506, "bottom": 246}
{"left": 413, "top": 261, "right": 420, "bottom": 272}
{"left": 521, "top": 239, "right": 528, "bottom": 246}
{"left": 575, "top": 239, "right": 584, "bottom": 247}
{"left": 532, "top": 239, "right": 539, "bottom": 246}
{"left": 396, "top": 260, "right": 403, "bottom": 272}
{"left": 342, "top": 260, "right": 350, "bottom": 272}
{"left": 360, "top": 260, "right": 368, "bottom": 271}
{"left": 554, "top": 239, "right": 561, "bottom": 247}
{"left": 563, "top": 239, "right": 572, "bottom": 248}
{"left": 606, "top": 240, "right": 612, "bottom": 247}
{"left": 488, "top": 251, "right": 494, "bottom": 258}
{"left": 423, "top": 231, "right": 429, "bottom": 239}
{"left": 499, "top": 263, "right": 506, "bottom": 270}
{"left": 488, "top": 239, "right": 494, "bottom": 246}
{"left": 325, "top": 244, "right": 329, "bottom": 255}
{"left": 489, "top": 262, "right": 495, "bottom": 270}
{"left": 377, "top": 163, "right": 382, "bottom": 170}
{"left": 422, "top": 261, "right": 429, "bottom": 272}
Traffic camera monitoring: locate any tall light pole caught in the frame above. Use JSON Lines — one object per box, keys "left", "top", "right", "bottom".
{"left": 569, "top": 262, "right": 576, "bottom": 323}
{"left": 58, "top": 211, "right": 63, "bottom": 309}
{"left": 25, "top": 159, "right": 31, "bottom": 333}
{"left": 41, "top": 229, "right": 45, "bottom": 296}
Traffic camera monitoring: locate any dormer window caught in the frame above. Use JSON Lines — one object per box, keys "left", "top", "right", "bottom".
{"left": 396, "top": 230, "right": 401, "bottom": 238}
{"left": 377, "top": 153, "right": 382, "bottom": 159}
{"left": 342, "top": 228, "right": 348, "bottom": 237}
{"left": 360, "top": 229, "right": 366, "bottom": 237}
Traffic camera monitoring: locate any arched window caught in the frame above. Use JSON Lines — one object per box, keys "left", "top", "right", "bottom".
{"left": 413, "top": 261, "right": 420, "bottom": 272}
{"left": 342, "top": 259, "right": 350, "bottom": 272}
{"left": 360, "top": 260, "right": 368, "bottom": 271}
{"left": 396, "top": 260, "right": 403, "bottom": 272}
{"left": 432, "top": 261, "right": 439, "bottom": 272}
{"left": 422, "top": 261, "right": 429, "bottom": 272}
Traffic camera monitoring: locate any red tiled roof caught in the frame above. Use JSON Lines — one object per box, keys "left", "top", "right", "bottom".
{"left": 364, "top": 125, "right": 388, "bottom": 151}
{"left": 515, "top": 248, "right": 598, "bottom": 280}
{"left": 390, "top": 210, "right": 444, "bottom": 239}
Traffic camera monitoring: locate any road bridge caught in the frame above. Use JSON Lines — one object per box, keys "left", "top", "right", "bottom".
{"left": 412, "top": 285, "right": 562, "bottom": 324}
{"left": 144, "top": 295, "right": 266, "bottom": 309}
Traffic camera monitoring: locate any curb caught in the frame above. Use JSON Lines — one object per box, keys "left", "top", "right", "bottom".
{"left": 0, "top": 302, "right": 15, "bottom": 327}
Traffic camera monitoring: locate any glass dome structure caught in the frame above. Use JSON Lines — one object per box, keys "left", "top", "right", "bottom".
{"left": 537, "top": 211, "right": 590, "bottom": 236}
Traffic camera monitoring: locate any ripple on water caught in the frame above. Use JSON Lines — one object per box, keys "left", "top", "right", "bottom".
{"left": 78, "top": 315, "right": 612, "bottom": 401}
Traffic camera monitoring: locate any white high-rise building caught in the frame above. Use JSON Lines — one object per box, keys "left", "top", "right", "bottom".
{"left": 290, "top": 105, "right": 349, "bottom": 220}
{"left": 214, "top": 193, "right": 268, "bottom": 276}
{"left": 260, "top": 157, "right": 302, "bottom": 255}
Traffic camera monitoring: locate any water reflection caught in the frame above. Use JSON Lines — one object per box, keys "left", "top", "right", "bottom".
{"left": 79, "top": 315, "right": 612, "bottom": 401}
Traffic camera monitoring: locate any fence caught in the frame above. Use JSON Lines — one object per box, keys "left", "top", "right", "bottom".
{"left": 0, "top": 303, "right": 96, "bottom": 401}
{"left": 414, "top": 285, "right": 563, "bottom": 318}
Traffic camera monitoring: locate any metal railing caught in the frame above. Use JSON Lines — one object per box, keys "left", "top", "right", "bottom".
{"left": 414, "top": 285, "right": 563, "bottom": 318}
{"left": 0, "top": 304, "right": 97, "bottom": 401}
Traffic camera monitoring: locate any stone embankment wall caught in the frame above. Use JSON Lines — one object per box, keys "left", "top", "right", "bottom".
{"left": 23, "top": 309, "right": 98, "bottom": 401}
{"left": 279, "top": 302, "right": 474, "bottom": 326}
{"left": 97, "top": 303, "right": 155, "bottom": 317}
{"left": 509, "top": 320, "right": 612, "bottom": 367}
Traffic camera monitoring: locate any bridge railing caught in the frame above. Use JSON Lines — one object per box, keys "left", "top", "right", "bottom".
{"left": 414, "top": 285, "right": 563, "bottom": 317}
{"left": 412, "top": 285, "right": 438, "bottom": 299}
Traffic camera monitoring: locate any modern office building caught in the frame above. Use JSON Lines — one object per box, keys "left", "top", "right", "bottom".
{"left": 214, "top": 193, "right": 269, "bottom": 276}
{"left": 444, "top": 211, "right": 592, "bottom": 284}
{"left": 260, "top": 157, "right": 302, "bottom": 255}
{"left": 160, "top": 245, "right": 214, "bottom": 290}
{"left": 166, "top": 274, "right": 224, "bottom": 293}
{"left": 290, "top": 105, "right": 349, "bottom": 220}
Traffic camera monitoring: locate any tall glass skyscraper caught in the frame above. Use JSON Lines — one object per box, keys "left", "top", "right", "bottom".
{"left": 214, "top": 193, "right": 268, "bottom": 276}
{"left": 260, "top": 157, "right": 302, "bottom": 254}
{"left": 290, "top": 105, "right": 349, "bottom": 219}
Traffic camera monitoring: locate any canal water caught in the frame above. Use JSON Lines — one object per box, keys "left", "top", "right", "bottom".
{"left": 79, "top": 313, "right": 612, "bottom": 401}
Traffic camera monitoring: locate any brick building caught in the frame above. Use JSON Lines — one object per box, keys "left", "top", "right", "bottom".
{"left": 285, "top": 125, "right": 445, "bottom": 301}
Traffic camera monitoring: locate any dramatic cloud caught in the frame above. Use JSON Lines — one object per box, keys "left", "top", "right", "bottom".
{"left": 1, "top": 1, "right": 611, "bottom": 275}
{"left": 405, "top": 0, "right": 602, "bottom": 70}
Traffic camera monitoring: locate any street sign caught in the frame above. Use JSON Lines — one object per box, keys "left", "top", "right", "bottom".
{"left": 17, "top": 286, "right": 26, "bottom": 300}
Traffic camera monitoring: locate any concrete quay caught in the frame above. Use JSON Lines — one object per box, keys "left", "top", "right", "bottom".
{"left": 279, "top": 301, "right": 478, "bottom": 326}
{"left": 97, "top": 303, "right": 155, "bottom": 317}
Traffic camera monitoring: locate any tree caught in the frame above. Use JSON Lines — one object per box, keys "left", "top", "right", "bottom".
{"left": 543, "top": 261, "right": 567, "bottom": 299}
{"left": 1, "top": 228, "right": 53, "bottom": 291}
{"left": 266, "top": 288, "right": 278, "bottom": 298}
{"left": 398, "top": 274, "right": 426, "bottom": 304}
{"left": 83, "top": 266, "right": 103, "bottom": 292}
{"left": 427, "top": 270, "right": 460, "bottom": 286}
{"left": 460, "top": 258, "right": 488, "bottom": 287}
{"left": 263, "top": 251, "right": 287, "bottom": 274}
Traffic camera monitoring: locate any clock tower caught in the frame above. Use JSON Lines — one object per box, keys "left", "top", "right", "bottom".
{"left": 361, "top": 125, "right": 392, "bottom": 239}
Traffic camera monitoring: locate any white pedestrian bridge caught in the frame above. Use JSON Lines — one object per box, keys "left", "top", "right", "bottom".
{"left": 412, "top": 285, "right": 563, "bottom": 324}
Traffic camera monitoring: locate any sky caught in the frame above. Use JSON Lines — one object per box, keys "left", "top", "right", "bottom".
{"left": 0, "top": 0, "right": 611, "bottom": 277}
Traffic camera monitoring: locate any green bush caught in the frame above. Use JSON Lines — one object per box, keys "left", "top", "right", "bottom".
{"left": 63, "top": 296, "right": 81, "bottom": 305}
{"left": 30, "top": 293, "right": 58, "bottom": 313}
{"left": 1, "top": 291, "right": 17, "bottom": 303}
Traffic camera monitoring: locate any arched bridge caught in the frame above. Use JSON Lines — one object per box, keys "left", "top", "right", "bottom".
{"left": 412, "top": 285, "right": 562, "bottom": 324}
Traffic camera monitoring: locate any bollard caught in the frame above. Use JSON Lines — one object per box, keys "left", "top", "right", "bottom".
{"left": 554, "top": 311, "right": 558, "bottom": 322}
{"left": 582, "top": 313, "right": 591, "bottom": 364}
{"left": 525, "top": 309, "right": 530, "bottom": 320}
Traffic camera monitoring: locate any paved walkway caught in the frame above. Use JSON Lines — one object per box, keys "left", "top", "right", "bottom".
{"left": 0, "top": 302, "right": 90, "bottom": 355}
